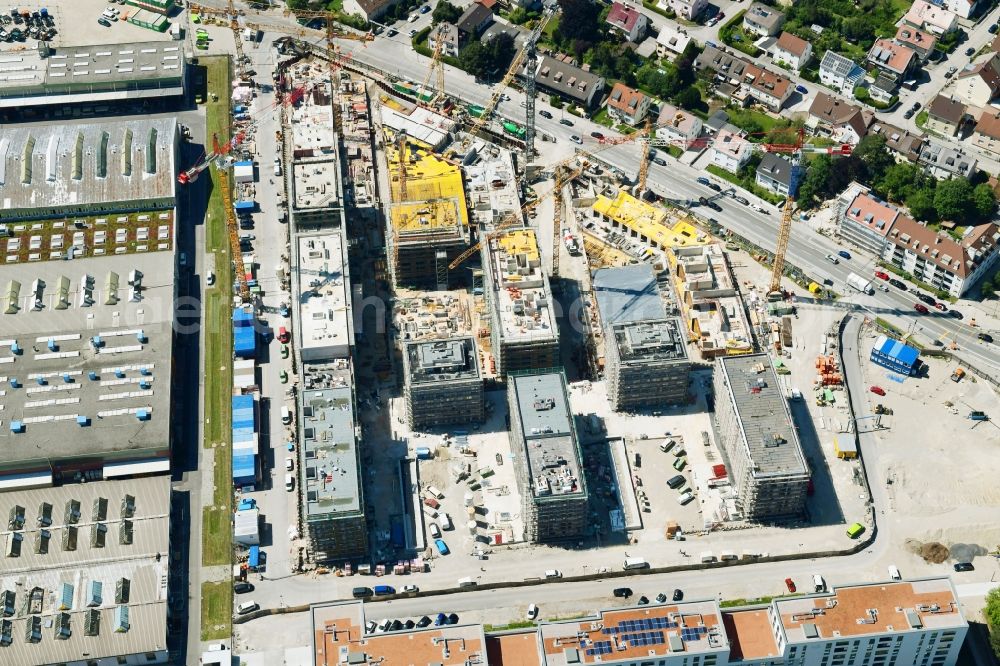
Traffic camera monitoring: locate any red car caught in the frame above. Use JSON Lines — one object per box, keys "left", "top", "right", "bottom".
{"left": 934, "top": 301, "right": 947, "bottom": 311}
{"left": 874, "top": 270, "right": 889, "bottom": 280}
{"left": 278, "top": 326, "right": 290, "bottom": 344}
{"left": 870, "top": 385, "right": 886, "bottom": 396}
{"left": 914, "top": 303, "right": 929, "bottom": 314}
{"left": 784, "top": 577, "right": 796, "bottom": 593}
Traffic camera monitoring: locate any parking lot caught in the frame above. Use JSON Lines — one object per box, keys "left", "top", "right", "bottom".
{"left": 5, "top": 0, "right": 179, "bottom": 47}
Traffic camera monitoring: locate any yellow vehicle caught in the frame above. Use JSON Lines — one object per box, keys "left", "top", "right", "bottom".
{"left": 846, "top": 522, "right": 865, "bottom": 538}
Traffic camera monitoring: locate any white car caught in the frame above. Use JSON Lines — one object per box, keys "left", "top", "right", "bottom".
{"left": 401, "top": 584, "right": 419, "bottom": 594}
{"left": 825, "top": 253, "right": 840, "bottom": 264}
{"left": 527, "top": 603, "right": 539, "bottom": 620}
{"left": 285, "top": 457, "right": 294, "bottom": 471}
{"left": 273, "top": 158, "right": 282, "bottom": 176}
{"left": 677, "top": 491, "right": 695, "bottom": 506}
{"left": 206, "top": 270, "right": 215, "bottom": 286}
{"left": 877, "top": 283, "right": 889, "bottom": 292}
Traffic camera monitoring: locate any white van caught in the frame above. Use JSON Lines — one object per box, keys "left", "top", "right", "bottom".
{"left": 440, "top": 513, "right": 453, "bottom": 530}
{"left": 281, "top": 405, "right": 292, "bottom": 425}
{"left": 888, "top": 565, "right": 901, "bottom": 581}
{"left": 700, "top": 552, "right": 716, "bottom": 563}
{"left": 284, "top": 473, "right": 294, "bottom": 491}
{"left": 236, "top": 600, "right": 259, "bottom": 615}
{"left": 544, "top": 569, "right": 562, "bottom": 579}
{"left": 659, "top": 439, "right": 676, "bottom": 453}
{"left": 429, "top": 523, "right": 441, "bottom": 538}
{"left": 623, "top": 557, "right": 648, "bottom": 570}
{"left": 458, "top": 577, "right": 477, "bottom": 588}
{"left": 813, "top": 574, "right": 826, "bottom": 592}
{"left": 427, "top": 485, "right": 444, "bottom": 499}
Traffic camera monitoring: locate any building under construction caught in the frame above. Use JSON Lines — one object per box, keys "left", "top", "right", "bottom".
{"left": 482, "top": 228, "right": 559, "bottom": 378}
{"left": 402, "top": 337, "right": 484, "bottom": 430}
{"left": 385, "top": 134, "right": 470, "bottom": 289}
{"left": 593, "top": 265, "right": 691, "bottom": 411}
{"left": 507, "top": 370, "right": 588, "bottom": 542}
{"left": 712, "top": 354, "right": 810, "bottom": 521}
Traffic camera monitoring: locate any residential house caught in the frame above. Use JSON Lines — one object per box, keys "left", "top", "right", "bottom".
{"left": 925, "top": 95, "right": 967, "bottom": 137}
{"left": 342, "top": 0, "right": 401, "bottom": 20}
{"left": 954, "top": 53, "right": 1000, "bottom": 108}
{"left": 455, "top": 1, "right": 494, "bottom": 40}
{"left": 895, "top": 25, "right": 937, "bottom": 62}
{"left": 902, "top": 0, "right": 958, "bottom": 35}
{"left": 655, "top": 103, "right": 704, "bottom": 149}
{"left": 695, "top": 46, "right": 751, "bottom": 77}
{"left": 533, "top": 55, "right": 606, "bottom": 108}
{"left": 743, "top": 2, "right": 785, "bottom": 36}
{"left": 481, "top": 22, "right": 529, "bottom": 49}
{"left": 655, "top": 23, "right": 691, "bottom": 59}
{"left": 656, "top": 0, "right": 707, "bottom": 21}
{"left": 771, "top": 31, "right": 812, "bottom": 71}
{"left": 917, "top": 141, "right": 977, "bottom": 179}
{"left": 807, "top": 92, "right": 873, "bottom": 145}
{"left": 840, "top": 190, "right": 900, "bottom": 255}
{"left": 867, "top": 39, "right": 917, "bottom": 85}
{"left": 870, "top": 72, "right": 902, "bottom": 104}
{"left": 606, "top": 2, "right": 649, "bottom": 42}
{"left": 884, "top": 214, "right": 1000, "bottom": 296}
{"left": 428, "top": 23, "right": 460, "bottom": 57}
{"left": 992, "top": 33, "right": 1000, "bottom": 53}
{"left": 939, "top": 0, "right": 978, "bottom": 19}
{"left": 755, "top": 153, "right": 802, "bottom": 196}
{"left": 819, "top": 50, "right": 865, "bottom": 96}
{"left": 744, "top": 66, "right": 792, "bottom": 112}
{"left": 711, "top": 130, "right": 753, "bottom": 173}
{"left": 606, "top": 82, "right": 651, "bottom": 125}
{"left": 866, "top": 121, "right": 925, "bottom": 162}
{"left": 973, "top": 112, "right": 1000, "bottom": 155}
{"left": 694, "top": 47, "right": 791, "bottom": 112}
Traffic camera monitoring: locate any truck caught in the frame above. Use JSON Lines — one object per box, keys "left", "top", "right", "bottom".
{"left": 951, "top": 367, "right": 965, "bottom": 382}
{"left": 846, "top": 272, "right": 874, "bottom": 295}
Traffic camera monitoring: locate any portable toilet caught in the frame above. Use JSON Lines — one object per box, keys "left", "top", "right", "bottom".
{"left": 9, "top": 342, "right": 20, "bottom": 355}
{"left": 62, "top": 373, "right": 73, "bottom": 383}
{"left": 47, "top": 339, "right": 57, "bottom": 352}
{"left": 136, "top": 409, "right": 150, "bottom": 421}
{"left": 139, "top": 380, "right": 151, "bottom": 390}
{"left": 88, "top": 371, "right": 99, "bottom": 381}
{"left": 9, "top": 378, "right": 19, "bottom": 388}
{"left": 36, "top": 377, "right": 46, "bottom": 386}
{"left": 115, "top": 369, "right": 126, "bottom": 379}
{"left": 136, "top": 330, "right": 147, "bottom": 343}
{"left": 10, "top": 421, "right": 24, "bottom": 433}
{"left": 76, "top": 416, "right": 90, "bottom": 427}
{"left": 91, "top": 335, "right": 103, "bottom": 349}
{"left": 140, "top": 367, "right": 152, "bottom": 376}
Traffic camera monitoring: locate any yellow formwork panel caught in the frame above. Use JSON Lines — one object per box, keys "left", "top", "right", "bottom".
{"left": 495, "top": 228, "right": 539, "bottom": 263}
{"left": 592, "top": 191, "right": 712, "bottom": 250}
{"left": 386, "top": 137, "right": 469, "bottom": 230}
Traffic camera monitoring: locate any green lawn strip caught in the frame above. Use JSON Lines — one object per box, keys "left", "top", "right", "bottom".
{"left": 706, "top": 164, "right": 785, "bottom": 206}
{"left": 200, "top": 581, "right": 233, "bottom": 641}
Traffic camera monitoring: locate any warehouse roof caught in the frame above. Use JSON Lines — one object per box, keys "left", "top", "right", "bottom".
{"left": 593, "top": 264, "right": 667, "bottom": 326}
{"left": 717, "top": 354, "right": 808, "bottom": 480}
{"left": 0, "top": 476, "right": 169, "bottom": 664}
{"left": 0, "top": 117, "right": 177, "bottom": 215}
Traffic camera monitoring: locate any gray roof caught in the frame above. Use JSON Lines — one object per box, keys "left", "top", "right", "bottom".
{"left": 510, "top": 372, "right": 586, "bottom": 501}
{"left": 455, "top": 2, "right": 494, "bottom": 34}
{"left": 717, "top": 354, "right": 808, "bottom": 479}
{"left": 404, "top": 337, "right": 480, "bottom": 385}
{"left": 481, "top": 22, "right": 529, "bottom": 48}
{"left": 0, "top": 41, "right": 186, "bottom": 109}
{"left": 917, "top": 141, "right": 976, "bottom": 177}
{"left": 533, "top": 55, "right": 604, "bottom": 104}
{"left": 0, "top": 118, "right": 177, "bottom": 218}
{"left": 695, "top": 46, "right": 752, "bottom": 77}
{"left": 300, "top": 386, "right": 363, "bottom": 520}
{"left": 593, "top": 264, "right": 667, "bottom": 325}
{"left": 756, "top": 153, "right": 795, "bottom": 187}
{"left": 820, "top": 50, "right": 863, "bottom": 78}
{"left": 744, "top": 2, "right": 785, "bottom": 30}
{"left": 611, "top": 318, "right": 689, "bottom": 364}
{"left": 0, "top": 476, "right": 169, "bottom": 664}
{"left": 0, "top": 251, "right": 174, "bottom": 476}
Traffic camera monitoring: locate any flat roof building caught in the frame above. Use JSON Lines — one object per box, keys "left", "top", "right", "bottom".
{"left": 293, "top": 233, "right": 353, "bottom": 362}
{"left": 403, "top": 337, "right": 484, "bottom": 430}
{"left": 0, "top": 41, "right": 185, "bottom": 110}
{"left": 593, "top": 265, "right": 690, "bottom": 411}
{"left": 379, "top": 104, "right": 458, "bottom": 152}
{"left": 507, "top": 370, "right": 588, "bottom": 542}
{"left": 464, "top": 147, "right": 521, "bottom": 228}
{"left": 712, "top": 354, "right": 810, "bottom": 521}
{"left": 0, "top": 117, "right": 178, "bottom": 222}
{"left": 290, "top": 83, "right": 343, "bottom": 229}
{"left": 482, "top": 228, "right": 559, "bottom": 378}
{"left": 0, "top": 251, "right": 175, "bottom": 487}
{"left": 0, "top": 476, "right": 170, "bottom": 664}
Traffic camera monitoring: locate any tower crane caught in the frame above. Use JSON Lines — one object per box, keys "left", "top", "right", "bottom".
{"left": 218, "top": 166, "right": 252, "bottom": 303}
{"left": 419, "top": 33, "right": 447, "bottom": 110}
{"left": 635, "top": 118, "right": 654, "bottom": 195}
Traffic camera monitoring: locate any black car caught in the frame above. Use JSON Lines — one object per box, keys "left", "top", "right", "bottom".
{"left": 404, "top": 619, "right": 416, "bottom": 629}
{"left": 707, "top": 182, "right": 722, "bottom": 192}
{"left": 672, "top": 588, "right": 684, "bottom": 601}
{"left": 991, "top": 23, "right": 999, "bottom": 34}
{"left": 352, "top": 586, "right": 373, "bottom": 598}
{"left": 559, "top": 118, "right": 574, "bottom": 126}
{"left": 590, "top": 131, "right": 605, "bottom": 140}
{"left": 733, "top": 195, "right": 749, "bottom": 205}
{"left": 903, "top": 109, "right": 915, "bottom": 119}
{"left": 613, "top": 587, "right": 633, "bottom": 598}
{"left": 978, "top": 333, "right": 994, "bottom": 343}
{"left": 653, "top": 157, "right": 667, "bottom": 166}
{"left": 97, "top": 17, "right": 112, "bottom": 26}
{"left": 416, "top": 615, "right": 432, "bottom": 628}
{"left": 448, "top": 613, "right": 459, "bottom": 625}
{"left": 911, "top": 102, "right": 921, "bottom": 111}
{"left": 539, "top": 110, "right": 553, "bottom": 119}
{"left": 917, "top": 293, "right": 936, "bottom": 306}
{"left": 953, "top": 562, "right": 975, "bottom": 572}
{"left": 656, "top": 593, "right": 667, "bottom": 603}
{"left": 389, "top": 619, "right": 403, "bottom": 631}
{"left": 234, "top": 582, "right": 255, "bottom": 594}
{"left": 637, "top": 596, "right": 649, "bottom": 605}
{"left": 965, "top": 47, "right": 976, "bottom": 56}
{"left": 888, "top": 278, "right": 907, "bottom": 291}
{"left": 948, "top": 309, "right": 964, "bottom": 319}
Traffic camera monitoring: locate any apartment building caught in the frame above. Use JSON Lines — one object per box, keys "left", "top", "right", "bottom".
{"left": 953, "top": 52, "right": 1000, "bottom": 107}
{"left": 656, "top": 23, "right": 692, "bottom": 59}
{"left": 402, "top": 337, "right": 484, "bottom": 430}
{"left": 533, "top": 55, "right": 606, "bottom": 108}
{"left": 606, "top": 2, "right": 649, "bottom": 42}
{"left": 807, "top": 93, "right": 873, "bottom": 145}
{"left": 973, "top": 111, "right": 1000, "bottom": 155}
{"left": 656, "top": 0, "right": 707, "bottom": 21}
{"left": 656, "top": 103, "right": 704, "bottom": 149}
{"left": 902, "top": 0, "right": 958, "bottom": 35}
{"left": 925, "top": 95, "right": 967, "bottom": 137}
{"left": 755, "top": 153, "right": 802, "bottom": 196}
{"left": 839, "top": 190, "right": 900, "bottom": 255}
{"left": 772, "top": 31, "right": 812, "bottom": 71}
{"left": 711, "top": 130, "right": 753, "bottom": 173}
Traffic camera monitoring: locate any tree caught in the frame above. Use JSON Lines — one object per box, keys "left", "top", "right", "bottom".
{"left": 973, "top": 182, "right": 997, "bottom": 220}
{"left": 907, "top": 189, "right": 937, "bottom": 223}
{"left": 983, "top": 283, "right": 997, "bottom": 299}
{"left": 460, "top": 33, "right": 516, "bottom": 79}
{"left": 431, "top": 0, "right": 462, "bottom": 24}
{"left": 797, "top": 155, "right": 832, "bottom": 205}
{"left": 853, "top": 135, "right": 894, "bottom": 184}
{"left": 933, "top": 178, "right": 973, "bottom": 222}
{"left": 672, "top": 86, "right": 703, "bottom": 112}
{"left": 876, "top": 162, "right": 922, "bottom": 203}
{"left": 587, "top": 42, "right": 639, "bottom": 86}
{"left": 637, "top": 64, "right": 681, "bottom": 100}
{"left": 556, "top": 0, "right": 601, "bottom": 45}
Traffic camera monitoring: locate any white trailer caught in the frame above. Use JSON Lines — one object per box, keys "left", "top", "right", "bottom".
{"left": 846, "top": 272, "right": 874, "bottom": 295}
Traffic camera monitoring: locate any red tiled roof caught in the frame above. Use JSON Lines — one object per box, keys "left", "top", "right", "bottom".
{"left": 868, "top": 38, "right": 915, "bottom": 74}
{"left": 976, "top": 111, "right": 1000, "bottom": 139}
{"left": 607, "top": 2, "right": 642, "bottom": 32}
{"left": 775, "top": 31, "right": 809, "bottom": 58}
{"left": 607, "top": 81, "right": 647, "bottom": 113}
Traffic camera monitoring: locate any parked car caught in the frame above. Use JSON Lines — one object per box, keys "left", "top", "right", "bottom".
{"left": 949, "top": 309, "right": 964, "bottom": 319}
{"left": 527, "top": 603, "right": 539, "bottom": 620}
{"left": 917, "top": 293, "right": 936, "bottom": 306}
{"left": 733, "top": 195, "right": 749, "bottom": 205}
{"left": 401, "top": 584, "right": 419, "bottom": 594}
{"left": 234, "top": 582, "right": 254, "bottom": 594}
{"left": 934, "top": 301, "right": 947, "bottom": 311}
{"left": 434, "top": 613, "right": 447, "bottom": 626}
{"left": 795, "top": 84, "right": 808, "bottom": 94}
{"left": 914, "top": 303, "right": 929, "bottom": 314}
{"left": 878, "top": 283, "right": 890, "bottom": 292}
{"left": 677, "top": 491, "right": 695, "bottom": 505}
{"left": 236, "top": 601, "right": 259, "bottom": 615}
{"left": 653, "top": 157, "right": 667, "bottom": 166}
{"left": 784, "top": 577, "right": 796, "bottom": 592}
{"left": 637, "top": 596, "right": 649, "bottom": 605}
{"left": 570, "top": 135, "right": 582, "bottom": 144}
{"left": 696, "top": 177, "right": 711, "bottom": 186}
{"left": 946, "top": 65, "right": 958, "bottom": 78}
{"left": 870, "top": 385, "right": 886, "bottom": 396}
{"left": 874, "top": 270, "right": 889, "bottom": 280}
{"left": 613, "top": 587, "right": 633, "bottom": 598}
{"left": 206, "top": 270, "right": 215, "bottom": 286}
{"left": 965, "top": 47, "right": 975, "bottom": 56}
{"left": 837, "top": 250, "right": 851, "bottom": 260}
{"left": 978, "top": 333, "right": 994, "bottom": 343}
{"left": 825, "top": 253, "right": 840, "bottom": 264}
{"left": 672, "top": 588, "right": 683, "bottom": 601}
{"left": 903, "top": 109, "right": 915, "bottom": 119}
{"left": 448, "top": 613, "right": 459, "bottom": 625}
{"left": 991, "top": 23, "right": 999, "bottom": 33}
{"left": 888, "top": 278, "right": 906, "bottom": 290}
{"left": 707, "top": 182, "right": 722, "bottom": 192}
{"left": 590, "top": 131, "right": 605, "bottom": 140}
{"left": 656, "top": 592, "right": 667, "bottom": 603}
{"left": 420, "top": 4, "right": 431, "bottom": 11}
{"left": 911, "top": 101, "right": 921, "bottom": 111}
{"left": 953, "top": 562, "right": 975, "bottom": 572}
{"left": 416, "top": 616, "right": 432, "bottom": 628}
{"left": 559, "top": 118, "right": 574, "bottom": 126}
{"left": 539, "top": 110, "right": 552, "bottom": 119}
{"left": 97, "top": 17, "right": 112, "bottom": 26}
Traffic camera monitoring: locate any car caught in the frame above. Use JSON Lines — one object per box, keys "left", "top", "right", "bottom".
{"left": 656, "top": 593, "right": 667, "bottom": 603}
{"left": 279, "top": 370, "right": 289, "bottom": 384}
{"left": 870, "top": 385, "right": 886, "bottom": 396}
{"left": 352, "top": 586, "right": 373, "bottom": 598}
{"left": 500, "top": 93, "right": 510, "bottom": 102}
{"left": 948, "top": 309, "right": 964, "bottom": 319}
{"left": 733, "top": 195, "right": 749, "bottom": 205}
{"left": 838, "top": 250, "right": 851, "bottom": 260}
{"left": 677, "top": 491, "right": 695, "bottom": 505}
{"left": 234, "top": 582, "right": 254, "bottom": 594}
{"left": 97, "top": 17, "right": 111, "bottom": 26}
{"left": 668, "top": 588, "right": 682, "bottom": 601}
{"left": 404, "top": 619, "right": 416, "bottom": 630}
{"left": 696, "top": 177, "right": 711, "bottom": 186}
{"left": 889, "top": 278, "right": 906, "bottom": 290}
{"left": 376, "top": 619, "right": 391, "bottom": 632}
{"left": 878, "top": 283, "right": 890, "bottom": 293}
{"left": 911, "top": 102, "right": 921, "bottom": 111}
{"left": 273, "top": 158, "right": 282, "bottom": 176}
{"left": 874, "top": 270, "right": 889, "bottom": 280}
{"left": 707, "top": 182, "right": 722, "bottom": 192}
{"left": 434, "top": 613, "right": 447, "bottom": 626}
{"left": 387, "top": 28, "right": 398, "bottom": 36}
{"left": 590, "top": 131, "right": 605, "bottom": 140}
{"left": 407, "top": 12, "right": 418, "bottom": 21}
{"left": 965, "top": 47, "right": 975, "bottom": 56}
{"left": 365, "top": 620, "right": 377, "bottom": 633}
{"left": 408, "top": 28, "right": 416, "bottom": 37}
{"left": 825, "top": 253, "right": 840, "bottom": 264}
{"left": 527, "top": 603, "right": 539, "bottom": 620}
{"left": 279, "top": 303, "right": 291, "bottom": 317}
{"left": 978, "top": 333, "right": 994, "bottom": 343}
{"left": 570, "top": 135, "right": 582, "bottom": 144}
{"left": 280, "top": 345, "right": 289, "bottom": 359}
{"left": 539, "top": 110, "right": 553, "bottom": 119}
{"left": 653, "top": 157, "right": 667, "bottom": 166}
{"left": 206, "top": 270, "right": 215, "bottom": 286}
{"left": 416, "top": 616, "right": 432, "bottom": 628}
{"left": 278, "top": 326, "right": 290, "bottom": 344}
{"left": 934, "top": 301, "right": 947, "bottom": 311}
{"left": 613, "top": 587, "right": 633, "bottom": 598}
{"left": 991, "top": 23, "right": 999, "bottom": 33}
{"left": 559, "top": 118, "right": 574, "bottom": 126}
{"left": 916, "top": 293, "right": 935, "bottom": 305}
{"left": 448, "top": 613, "right": 459, "bottom": 625}
{"left": 903, "top": 109, "right": 915, "bottom": 119}
{"left": 420, "top": 4, "right": 431, "bottom": 11}
{"left": 236, "top": 601, "right": 259, "bottom": 615}
{"left": 914, "top": 303, "right": 929, "bottom": 314}
{"left": 285, "top": 473, "right": 294, "bottom": 490}
{"left": 285, "top": 457, "right": 294, "bottom": 471}
{"left": 389, "top": 620, "right": 403, "bottom": 631}
{"left": 953, "top": 562, "right": 975, "bottom": 572}
{"left": 637, "top": 596, "right": 649, "bottom": 605}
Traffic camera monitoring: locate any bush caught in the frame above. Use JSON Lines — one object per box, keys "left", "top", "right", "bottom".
{"left": 550, "top": 95, "right": 565, "bottom": 109}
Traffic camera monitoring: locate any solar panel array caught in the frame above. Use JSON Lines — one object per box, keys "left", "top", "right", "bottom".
{"left": 681, "top": 626, "right": 708, "bottom": 641}
{"left": 585, "top": 640, "right": 613, "bottom": 656}
{"left": 603, "top": 616, "right": 678, "bottom": 633}
{"left": 621, "top": 630, "right": 666, "bottom": 646}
